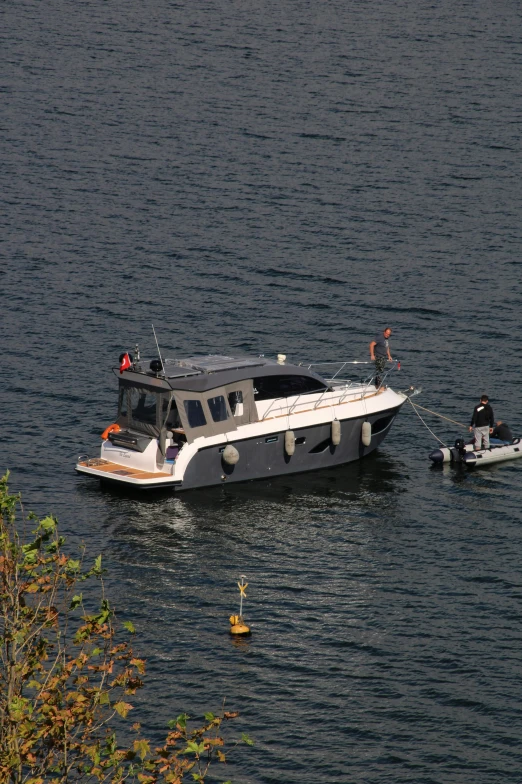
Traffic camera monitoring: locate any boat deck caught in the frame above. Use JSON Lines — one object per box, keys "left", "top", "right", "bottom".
{"left": 77, "top": 458, "right": 172, "bottom": 480}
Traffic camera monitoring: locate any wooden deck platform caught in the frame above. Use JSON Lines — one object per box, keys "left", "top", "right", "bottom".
{"left": 77, "top": 459, "right": 172, "bottom": 480}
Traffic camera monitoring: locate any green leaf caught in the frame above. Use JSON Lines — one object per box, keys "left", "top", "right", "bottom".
{"left": 69, "top": 593, "right": 83, "bottom": 610}
{"left": 66, "top": 559, "right": 80, "bottom": 572}
{"left": 46, "top": 536, "right": 65, "bottom": 553}
{"left": 176, "top": 712, "right": 188, "bottom": 729}
{"left": 93, "top": 554, "right": 102, "bottom": 573}
{"left": 204, "top": 712, "right": 215, "bottom": 722}
{"left": 114, "top": 701, "right": 133, "bottom": 718}
{"left": 123, "top": 620, "right": 135, "bottom": 634}
{"left": 96, "top": 598, "right": 111, "bottom": 624}
{"left": 99, "top": 692, "right": 110, "bottom": 705}
{"left": 133, "top": 739, "right": 150, "bottom": 761}
{"left": 241, "top": 733, "right": 254, "bottom": 747}
{"left": 39, "top": 515, "right": 56, "bottom": 532}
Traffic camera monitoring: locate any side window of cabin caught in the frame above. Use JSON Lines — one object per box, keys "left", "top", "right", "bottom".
{"left": 253, "top": 375, "right": 327, "bottom": 401}
{"left": 228, "top": 390, "right": 244, "bottom": 417}
{"left": 184, "top": 399, "right": 207, "bottom": 428}
{"left": 207, "top": 395, "right": 229, "bottom": 423}
{"left": 130, "top": 389, "right": 157, "bottom": 424}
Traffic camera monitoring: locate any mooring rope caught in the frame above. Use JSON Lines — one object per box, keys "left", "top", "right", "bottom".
{"left": 409, "top": 401, "right": 467, "bottom": 428}
{"left": 406, "top": 397, "right": 448, "bottom": 446}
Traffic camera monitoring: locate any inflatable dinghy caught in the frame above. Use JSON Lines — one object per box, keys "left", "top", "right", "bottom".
{"left": 430, "top": 437, "right": 522, "bottom": 467}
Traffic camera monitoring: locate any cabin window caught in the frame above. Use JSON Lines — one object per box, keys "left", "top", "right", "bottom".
{"left": 253, "top": 374, "right": 327, "bottom": 401}
{"left": 130, "top": 389, "right": 157, "bottom": 425}
{"left": 228, "top": 390, "right": 244, "bottom": 417}
{"left": 208, "top": 394, "right": 229, "bottom": 423}
{"left": 183, "top": 399, "right": 207, "bottom": 428}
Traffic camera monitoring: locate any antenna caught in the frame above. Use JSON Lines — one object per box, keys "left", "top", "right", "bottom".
{"left": 151, "top": 324, "right": 165, "bottom": 370}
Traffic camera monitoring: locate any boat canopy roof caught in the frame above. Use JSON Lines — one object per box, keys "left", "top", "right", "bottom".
{"left": 114, "top": 354, "right": 328, "bottom": 393}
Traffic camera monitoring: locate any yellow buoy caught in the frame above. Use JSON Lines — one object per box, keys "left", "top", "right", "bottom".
{"left": 229, "top": 614, "right": 250, "bottom": 635}
{"left": 229, "top": 576, "right": 251, "bottom": 635}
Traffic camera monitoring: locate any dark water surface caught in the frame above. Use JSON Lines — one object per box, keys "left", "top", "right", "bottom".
{"left": 2, "top": 1, "right": 522, "bottom": 781}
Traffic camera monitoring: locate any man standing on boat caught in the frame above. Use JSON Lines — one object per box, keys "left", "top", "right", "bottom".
{"left": 469, "top": 394, "right": 494, "bottom": 451}
{"left": 369, "top": 327, "right": 393, "bottom": 388}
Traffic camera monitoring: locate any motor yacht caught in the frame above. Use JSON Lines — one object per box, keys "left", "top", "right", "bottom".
{"left": 76, "top": 349, "right": 412, "bottom": 491}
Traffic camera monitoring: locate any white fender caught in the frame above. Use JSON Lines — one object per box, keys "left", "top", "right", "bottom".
{"left": 361, "top": 421, "right": 371, "bottom": 447}
{"left": 285, "top": 430, "right": 295, "bottom": 456}
{"left": 222, "top": 445, "right": 239, "bottom": 465}
{"left": 331, "top": 419, "right": 341, "bottom": 446}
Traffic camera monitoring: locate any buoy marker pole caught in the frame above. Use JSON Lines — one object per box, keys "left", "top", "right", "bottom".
{"left": 239, "top": 575, "right": 247, "bottom": 616}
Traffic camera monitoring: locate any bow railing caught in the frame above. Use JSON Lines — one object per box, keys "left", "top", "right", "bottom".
{"left": 259, "top": 360, "right": 401, "bottom": 420}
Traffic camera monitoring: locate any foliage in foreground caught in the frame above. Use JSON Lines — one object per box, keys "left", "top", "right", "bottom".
{"left": 0, "top": 473, "right": 252, "bottom": 784}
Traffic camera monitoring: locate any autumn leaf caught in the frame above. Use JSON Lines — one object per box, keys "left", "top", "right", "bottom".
{"left": 204, "top": 737, "right": 224, "bottom": 747}
{"left": 130, "top": 657, "right": 146, "bottom": 674}
{"left": 114, "top": 701, "right": 133, "bottom": 718}
{"left": 25, "top": 582, "right": 40, "bottom": 593}
{"left": 133, "top": 738, "right": 150, "bottom": 760}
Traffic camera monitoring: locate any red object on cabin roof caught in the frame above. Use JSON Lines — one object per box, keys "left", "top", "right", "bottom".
{"left": 119, "top": 353, "right": 132, "bottom": 374}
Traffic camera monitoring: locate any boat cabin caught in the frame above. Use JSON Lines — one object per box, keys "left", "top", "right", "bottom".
{"left": 109, "top": 354, "right": 329, "bottom": 452}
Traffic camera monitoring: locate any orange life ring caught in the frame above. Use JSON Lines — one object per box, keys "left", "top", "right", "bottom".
{"left": 101, "top": 423, "right": 121, "bottom": 440}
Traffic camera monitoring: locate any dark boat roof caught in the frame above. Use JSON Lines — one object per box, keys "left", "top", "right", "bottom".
{"left": 114, "top": 354, "right": 328, "bottom": 393}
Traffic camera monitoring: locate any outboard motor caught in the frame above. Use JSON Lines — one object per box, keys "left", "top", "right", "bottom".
{"left": 454, "top": 438, "right": 467, "bottom": 458}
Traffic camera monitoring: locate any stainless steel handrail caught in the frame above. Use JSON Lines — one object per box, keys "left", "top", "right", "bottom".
{"left": 260, "top": 360, "right": 401, "bottom": 419}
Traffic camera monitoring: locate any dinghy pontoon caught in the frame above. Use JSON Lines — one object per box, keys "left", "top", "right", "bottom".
{"left": 429, "top": 438, "right": 522, "bottom": 467}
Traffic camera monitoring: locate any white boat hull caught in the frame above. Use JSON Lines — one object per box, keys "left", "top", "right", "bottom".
{"left": 77, "top": 386, "right": 408, "bottom": 490}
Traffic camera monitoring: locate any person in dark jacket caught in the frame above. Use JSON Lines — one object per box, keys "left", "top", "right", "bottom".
{"left": 369, "top": 327, "right": 393, "bottom": 388}
{"left": 491, "top": 421, "right": 513, "bottom": 442}
{"left": 469, "top": 395, "right": 494, "bottom": 450}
